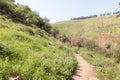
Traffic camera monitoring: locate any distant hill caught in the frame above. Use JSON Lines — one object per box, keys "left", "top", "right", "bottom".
{"left": 53, "top": 14, "right": 120, "bottom": 39}
{"left": 70, "top": 11, "right": 120, "bottom": 20}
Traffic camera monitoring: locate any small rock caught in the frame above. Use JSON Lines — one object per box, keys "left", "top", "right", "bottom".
{"left": 9, "top": 76, "right": 20, "bottom": 80}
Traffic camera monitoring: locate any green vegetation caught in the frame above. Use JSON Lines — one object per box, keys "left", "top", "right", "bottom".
{"left": 0, "top": 16, "right": 77, "bottom": 79}
{"left": 79, "top": 47, "right": 120, "bottom": 80}
{"left": 0, "top": 0, "right": 77, "bottom": 79}
{"left": 53, "top": 14, "right": 120, "bottom": 38}
{"left": 53, "top": 14, "right": 120, "bottom": 79}
{"left": 0, "top": 0, "right": 53, "bottom": 34}
{"left": 1, "top": 0, "right": 120, "bottom": 79}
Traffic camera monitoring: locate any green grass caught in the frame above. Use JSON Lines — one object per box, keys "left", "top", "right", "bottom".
{"left": 53, "top": 14, "right": 120, "bottom": 39}
{"left": 79, "top": 47, "right": 120, "bottom": 80}
{"left": 0, "top": 16, "right": 77, "bottom": 80}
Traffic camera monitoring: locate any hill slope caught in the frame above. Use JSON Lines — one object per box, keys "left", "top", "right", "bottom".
{"left": 53, "top": 14, "right": 120, "bottom": 39}
{"left": 53, "top": 14, "right": 120, "bottom": 80}
{"left": 0, "top": 15, "right": 76, "bottom": 80}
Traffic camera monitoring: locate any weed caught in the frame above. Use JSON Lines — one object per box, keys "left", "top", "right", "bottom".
{"left": 0, "top": 16, "right": 77, "bottom": 79}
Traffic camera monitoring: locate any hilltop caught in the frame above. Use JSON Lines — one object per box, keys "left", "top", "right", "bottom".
{"left": 53, "top": 14, "right": 120, "bottom": 38}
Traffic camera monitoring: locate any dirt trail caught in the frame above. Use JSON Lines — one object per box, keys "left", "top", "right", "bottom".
{"left": 71, "top": 53, "right": 98, "bottom": 80}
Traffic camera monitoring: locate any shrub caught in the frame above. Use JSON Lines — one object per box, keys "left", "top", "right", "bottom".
{"left": 35, "top": 28, "right": 50, "bottom": 40}
{"left": 51, "top": 28, "right": 60, "bottom": 38}
{"left": 0, "top": 0, "right": 53, "bottom": 34}
{"left": 77, "top": 38, "right": 99, "bottom": 50}
{"left": 0, "top": 42, "right": 21, "bottom": 61}
{"left": 42, "top": 23, "right": 52, "bottom": 34}
{"left": 35, "top": 29, "right": 46, "bottom": 37}
{"left": 60, "top": 35, "right": 71, "bottom": 43}
{"left": 0, "top": 43, "right": 9, "bottom": 58}
{"left": 25, "top": 27, "right": 35, "bottom": 35}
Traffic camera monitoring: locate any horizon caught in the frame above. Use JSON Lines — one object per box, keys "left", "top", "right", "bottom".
{"left": 15, "top": 0, "right": 120, "bottom": 23}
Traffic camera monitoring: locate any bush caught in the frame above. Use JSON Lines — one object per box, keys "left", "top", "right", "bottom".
{"left": 51, "top": 28, "right": 60, "bottom": 38}
{"left": 85, "top": 39, "right": 98, "bottom": 50}
{"left": 35, "top": 29, "right": 50, "bottom": 40}
{"left": 0, "top": 0, "right": 53, "bottom": 34}
{"left": 0, "top": 42, "right": 21, "bottom": 61}
{"left": 0, "top": 43, "right": 9, "bottom": 58}
{"left": 42, "top": 23, "right": 52, "bottom": 34}
{"left": 60, "top": 35, "right": 71, "bottom": 43}
{"left": 25, "top": 27, "right": 35, "bottom": 35}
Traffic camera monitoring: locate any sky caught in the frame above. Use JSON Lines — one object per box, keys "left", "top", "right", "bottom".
{"left": 15, "top": 0, "right": 120, "bottom": 23}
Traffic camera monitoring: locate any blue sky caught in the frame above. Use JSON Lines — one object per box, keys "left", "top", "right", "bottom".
{"left": 15, "top": 0, "right": 120, "bottom": 23}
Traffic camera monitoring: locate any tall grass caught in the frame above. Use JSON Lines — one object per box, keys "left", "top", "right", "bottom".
{"left": 79, "top": 47, "right": 120, "bottom": 80}
{"left": 0, "top": 16, "right": 77, "bottom": 79}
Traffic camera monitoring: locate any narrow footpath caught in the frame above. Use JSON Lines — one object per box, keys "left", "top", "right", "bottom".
{"left": 71, "top": 53, "right": 99, "bottom": 80}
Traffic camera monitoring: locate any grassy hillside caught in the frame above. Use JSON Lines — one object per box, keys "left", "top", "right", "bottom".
{"left": 79, "top": 47, "right": 120, "bottom": 80}
{"left": 53, "top": 14, "right": 120, "bottom": 39}
{"left": 0, "top": 16, "right": 77, "bottom": 80}
{"left": 53, "top": 14, "right": 120, "bottom": 80}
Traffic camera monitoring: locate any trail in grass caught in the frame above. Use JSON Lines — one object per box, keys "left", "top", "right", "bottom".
{"left": 71, "top": 53, "right": 98, "bottom": 80}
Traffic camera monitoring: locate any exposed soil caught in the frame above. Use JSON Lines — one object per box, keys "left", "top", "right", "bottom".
{"left": 71, "top": 53, "right": 99, "bottom": 80}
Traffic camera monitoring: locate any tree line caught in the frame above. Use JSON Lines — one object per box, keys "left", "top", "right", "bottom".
{"left": 71, "top": 11, "right": 120, "bottom": 20}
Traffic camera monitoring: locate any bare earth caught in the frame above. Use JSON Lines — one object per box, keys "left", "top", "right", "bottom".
{"left": 71, "top": 53, "right": 99, "bottom": 80}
